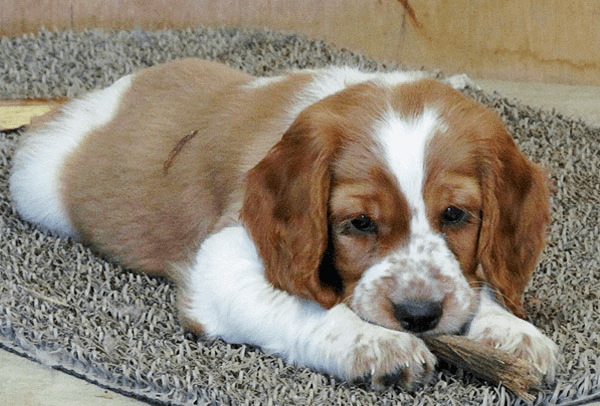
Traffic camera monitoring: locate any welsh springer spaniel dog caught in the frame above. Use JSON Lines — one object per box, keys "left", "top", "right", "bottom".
{"left": 10, "top": 59, "right": 558, "bottom": 390}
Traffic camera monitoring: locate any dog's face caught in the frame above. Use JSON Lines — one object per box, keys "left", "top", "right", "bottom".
{"left": 241, "top": 79, "right": 549, "bottom": 334}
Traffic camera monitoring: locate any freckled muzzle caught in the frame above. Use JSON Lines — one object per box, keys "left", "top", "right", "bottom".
{"left": 350, "top": 233, "right": 477, "bottom": 334}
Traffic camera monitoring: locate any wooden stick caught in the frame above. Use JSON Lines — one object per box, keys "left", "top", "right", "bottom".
{"left": 422, "top": 334, "right": 543, "bottom": 401}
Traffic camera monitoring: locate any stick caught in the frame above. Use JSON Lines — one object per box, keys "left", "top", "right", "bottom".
{"left": 422, "top": 334, "right": 543, "bottom": 401}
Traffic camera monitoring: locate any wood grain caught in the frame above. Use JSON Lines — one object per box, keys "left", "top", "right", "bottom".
{"left": 0, "top": 0, "right": 599, "bottom": 85}
{"left": 0, "top": 99, "right": 64, "bottom": 130}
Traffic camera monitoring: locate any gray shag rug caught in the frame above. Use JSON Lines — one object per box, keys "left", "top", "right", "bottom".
{"left": 1, "top": 27, "right": 599, "bottom": 406}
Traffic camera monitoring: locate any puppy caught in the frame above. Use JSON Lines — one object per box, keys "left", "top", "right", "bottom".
{"left": 10, "top": 59, "right": 558, "bottom": 389}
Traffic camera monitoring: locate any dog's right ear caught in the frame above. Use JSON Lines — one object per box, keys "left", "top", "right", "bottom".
{"left": 241, "top": 108, "right": 344, "bottom": 309}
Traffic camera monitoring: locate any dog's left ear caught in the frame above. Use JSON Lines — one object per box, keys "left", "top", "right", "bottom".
{"left": 477, "top": 122, "right": 550, "bottom": 318}
{"left": 241, "top": 107, "right": 343, "bottom": 309}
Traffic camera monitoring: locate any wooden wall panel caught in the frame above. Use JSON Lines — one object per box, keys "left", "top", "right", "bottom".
{"left": 1, "top": 0, "right": 599, "bottom": 85}
{"left": 400, "top": 0, "right": 600, "bottom": 85}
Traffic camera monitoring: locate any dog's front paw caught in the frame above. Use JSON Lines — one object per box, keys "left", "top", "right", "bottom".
{"left": 344, "top": 328, "right": 437, "bottom": 391}
{"left": 468, "top": 314, "right": 559, "bottom": 382}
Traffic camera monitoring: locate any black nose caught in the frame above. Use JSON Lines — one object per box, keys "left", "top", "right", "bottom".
{"left": 393, "top": 299, "right": 443, "bottom": 333}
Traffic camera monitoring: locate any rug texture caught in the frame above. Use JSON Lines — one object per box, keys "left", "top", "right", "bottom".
{"left": 0, "top": 27, "right": 599, "bottom": 406}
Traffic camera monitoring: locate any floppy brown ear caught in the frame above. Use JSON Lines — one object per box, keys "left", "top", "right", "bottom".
{"left": 240, "top": 109, "right": 343, "bottom": 309}
{"left": 477, "top": 124, "right": 550, "bottom": 318}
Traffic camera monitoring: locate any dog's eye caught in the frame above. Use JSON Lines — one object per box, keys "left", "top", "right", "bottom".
{"left": 441, "top": 206, "right": 468, "bottom": 226}
{"left": 349, "top": 214, "right": 377, "bottom": 234}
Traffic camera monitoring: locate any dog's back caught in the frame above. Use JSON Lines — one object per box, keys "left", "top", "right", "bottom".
{"left": 11, "top": 60, "right": 254, "bottom": 273}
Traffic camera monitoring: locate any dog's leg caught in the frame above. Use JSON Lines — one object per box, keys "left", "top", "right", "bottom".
{"left": 177, "top": 225, "right": 437, "bottom": 390}
{"left": 466, "top": 287, "right": 559, "bottom": 381}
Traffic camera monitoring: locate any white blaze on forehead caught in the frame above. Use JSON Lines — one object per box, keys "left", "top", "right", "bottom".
{"left": 375, "top": 108, "right": 441, "bottom": 230}
{"left": 351, "top": 108, "right": 476, "bottom": 332}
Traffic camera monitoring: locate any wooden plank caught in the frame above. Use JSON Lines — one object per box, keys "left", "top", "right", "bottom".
{"left": 0, "top": 0, "right": 599, "bottom": 85}
{"left": 0, "top": 0, "right": 73, "bottom": 34}
{"left": 0, "top": 99, "right": 65, "bottom": 130}
{"left": 398, "top": 0, "right": 600, "bottom": 85}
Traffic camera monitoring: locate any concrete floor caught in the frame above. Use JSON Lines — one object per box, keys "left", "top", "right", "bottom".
{"left": 0, "top": 351, "right": 143, "bottom": 406}
{"left": 1, "top": 79, "right": 599, "bottom": 405}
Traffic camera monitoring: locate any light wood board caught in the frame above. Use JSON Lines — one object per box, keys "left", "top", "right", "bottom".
{"left": 0, "top": 99, "right": 64, "bottom": 130}
{"left": 1, "top": 0, "right": 599, "bottom": 85}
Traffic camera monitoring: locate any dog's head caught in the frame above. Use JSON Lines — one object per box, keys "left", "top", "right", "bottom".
{"left": 241, "top": 79, "right": 549, "bottom": 334}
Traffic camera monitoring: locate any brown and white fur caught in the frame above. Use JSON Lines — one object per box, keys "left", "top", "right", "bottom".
{"left": 9, "top": 59, "right": 558, "bottom": 389}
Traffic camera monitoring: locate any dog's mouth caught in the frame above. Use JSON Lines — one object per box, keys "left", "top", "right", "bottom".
{"left": 458, "top": 318, "right": 473, "bottom": 336}
{"left": 348, "top": 296, "right": 477, "bottom": 337}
